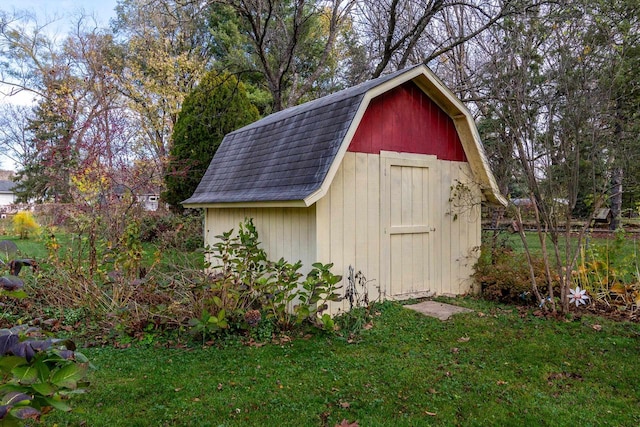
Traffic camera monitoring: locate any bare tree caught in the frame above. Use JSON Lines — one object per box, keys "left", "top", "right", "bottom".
{"left": 0, "top": 104, "right": 35, "bottom": 170}
{"left": 0, "top": 10, "right": 141, "bottom": 202}
{"left": 471, "top": 0, "right": 636, "bottom": 312}
{"left": 352, "top": 0, "right": 517, "bottom": 78}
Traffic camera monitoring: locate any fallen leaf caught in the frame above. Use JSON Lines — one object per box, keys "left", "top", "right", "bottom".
{"left": 217, "top": 383, "right": 223, "bottom": 391}
{"left": 451, "top": 347, "right": 459, "bottom": 354}
{"left": 457, "top": 336, "right": 470, "bottom": 342}
{"left": 496, "top": 380, "right": 507, "bottom": 385}
{"left": 339, "top": 401, "right": 351, "bottom": 408}
{"left": 193, "top": 398, "right": 200, "bottom": 402}
{"left": 334, "top": 420, "right": 359, "bottom": 427}
{"left": 174, "top": 388, "right": 182, "bottom": 392}
{"left": 425, "top": 411, "right": 437, "bottom": 416}
{"left": 592, "top": 324, "right": 602, "bottom": 331}
{"left": 428, "top": 388, "right": 438, "bottom": 394}
{"left": 363, "top": 323, "right": 373, "bottom": 330}
{"left": 477, "top": 312, "right": 486, "bottom": 317}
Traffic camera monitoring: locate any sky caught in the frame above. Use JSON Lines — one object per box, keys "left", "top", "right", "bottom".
{"left": 1, "top": 0, "right": 119, "bottom": 27}
{"left": 1, "top": 1, "right": 120, "bottom": 170}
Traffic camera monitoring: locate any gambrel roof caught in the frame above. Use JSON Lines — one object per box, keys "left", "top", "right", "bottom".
{"left": 183, "top": 65, "right": 506, "bottom": 208}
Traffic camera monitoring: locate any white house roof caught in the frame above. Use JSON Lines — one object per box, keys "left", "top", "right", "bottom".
{"left": 183, "top": 65, "right": 506, "bottom": 208}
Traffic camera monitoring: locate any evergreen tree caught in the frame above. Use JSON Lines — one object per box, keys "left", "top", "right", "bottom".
{"left": 14, "top": 76, "right": 77, "bottom": 203}
{"left": 163, "top": 71, "right": 259, "bottom": 210}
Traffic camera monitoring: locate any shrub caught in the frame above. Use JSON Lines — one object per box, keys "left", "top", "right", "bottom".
{"left": 474, "top": 237, "right": 549, "bottom": 304}
{"left": 573, "top": 231, "right": 640, "bottom": 310}
{"left": 11, "top": 212, "right": 39, "bottom": 240}
{"left": 139, "top": 211, "right": 203, "bottom": 251}
{"left": 0, "top": 326, "right": 92, "bottom": 425}
{"left": 193, "top": 218, "right": 343, "bottom": 340}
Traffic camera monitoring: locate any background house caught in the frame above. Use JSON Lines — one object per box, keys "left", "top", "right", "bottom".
{"left": 0, "top": 181, "right": 15, "bottom": 207}
{"left": 184, "top": 65, "right": 506, "bottom": 313}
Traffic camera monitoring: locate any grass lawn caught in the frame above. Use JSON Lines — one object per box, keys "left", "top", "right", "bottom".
{"left": 47, "top": 299, "right": 640, "bottom": 427}
{"left": 486, "top": 228, "right": 640, "bottom": 261}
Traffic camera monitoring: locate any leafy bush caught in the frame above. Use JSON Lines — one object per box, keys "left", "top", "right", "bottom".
{"left": 11, "top": 212, "right": 39, "bottom": 240}
{"left": 573, "top": 231, "right": 640, "bottom": 310}
{"left": 0, "top": 325, "right": 92, "bottom": 426}
{"left": 139, "top": 211, "right": 203, "bottom": 251}
{"left": 475, "top": 237, "right": 550, "bottom": 304}
{"left": 195, "top": 218, "right": 343, "bottom": 339}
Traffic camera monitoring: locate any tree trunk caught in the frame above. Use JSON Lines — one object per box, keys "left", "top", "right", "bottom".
{"left": 610, "top": 167, "right": 623, "bottom": 230}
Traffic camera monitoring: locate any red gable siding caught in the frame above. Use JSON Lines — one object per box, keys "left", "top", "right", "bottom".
{"left": 348, "top": 82, "right": 467, "bottom": 162}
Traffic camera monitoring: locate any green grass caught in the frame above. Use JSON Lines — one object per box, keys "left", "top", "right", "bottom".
{"left": 0, "top": 233, "right": 203, "bottom": 271}
{"left": 0, "top": 235, "right": 45, "bottom": 260}
{"left": 46, "top": 299, "right": 640, "bottom": 427}
{"left": 487, "top": 229, "right": 640, "bottom": 261}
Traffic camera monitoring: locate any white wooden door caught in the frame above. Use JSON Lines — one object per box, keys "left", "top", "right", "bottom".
{"left": 381, "top": 153, "right": 435, "bottom": 297}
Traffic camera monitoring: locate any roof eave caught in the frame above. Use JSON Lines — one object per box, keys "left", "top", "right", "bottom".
{"left": 183, "top": 200, "right": 308, "bottom": 209}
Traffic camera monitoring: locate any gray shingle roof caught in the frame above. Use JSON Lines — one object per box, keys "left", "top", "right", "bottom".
{"left": 183, "top": 67, "right": 414, "bottom": 205}
{"left": 0, "top": 180, "right": 15, "bottom": 193}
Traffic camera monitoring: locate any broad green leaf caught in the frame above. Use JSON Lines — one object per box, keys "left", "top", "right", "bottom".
{"left": 42, "top": 396, "right": 72, "bottom": 412}
{"left": 31, "top": 382, "right": 56, "bottom": 397}
{"left": 11, "top": 366, "right": 38, "bottom": 384}
{"left": 73, "top": 352, "right": 90, "bottom": 364}
{"left": 51, "top": 363, "right": 88, "bottom": 389}
{"left": 0, "top": 356, "right": 26, "bottom": 371}
{"left": 34, "top": 360, "right": 50, "bottom": 383}
{"left": 0, "top": 385, "right": 26, "bottom": 395}
{"left": 0, "top": 412, "right": 20, "bottom": 426}
{"left": 1, "top": 290, "right": 27, "bottom": 299}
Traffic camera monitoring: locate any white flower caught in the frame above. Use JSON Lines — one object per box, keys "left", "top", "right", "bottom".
{"left": 569, "top": 286, "right": 589, "bottom": 307}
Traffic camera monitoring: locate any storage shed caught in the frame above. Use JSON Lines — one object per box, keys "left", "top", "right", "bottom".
{"left": 183, "top": 65, "right": 506, "bottom": 312}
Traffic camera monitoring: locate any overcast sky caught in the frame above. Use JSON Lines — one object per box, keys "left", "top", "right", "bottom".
{"left": 1, "top": 0, "right": 119, "bottom": 26}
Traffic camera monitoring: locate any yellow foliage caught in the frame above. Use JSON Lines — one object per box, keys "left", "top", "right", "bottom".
{"left": 12, "top": 211, "right": 40, "bottom": 239}
{"left": 71, "top": 164, "right": 109, "bottom": 203}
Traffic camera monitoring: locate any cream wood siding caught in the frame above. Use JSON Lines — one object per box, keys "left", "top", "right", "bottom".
{"left": 316, "top": 152, "right": 481, "bottom": 313}
{"left": 204, "top": 153, "right": 481, "bottom": 316}
{"left": 315, "top": 152, "right": 381, "bottom": 314}
{"left": 204, "top": 207, "right": 317, "bottom": 274}
{"left": 437, "top": 161, "right": 482, "bottom": 295}
{"left": 381, "top": 155, "right": 435, "bottom": 298}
